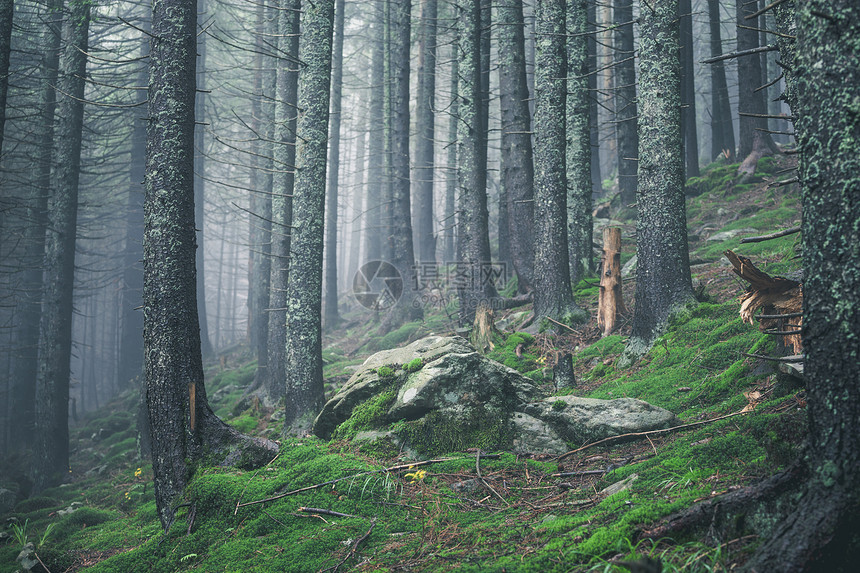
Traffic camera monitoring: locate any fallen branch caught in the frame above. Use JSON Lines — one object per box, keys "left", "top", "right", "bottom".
{"left": 556, "top": 410, "right": 750, "bottom": 462}
{"left": 544, "top": 316, "right": 578, "bottom": 334}
{"left": 321, "top": 517, "right": 377, "bottom": 573}
{"left": 298, "top": 507, "right": 358, "bottom": 519}
{"left": 741, "top": 352, "right": 804, "bottom": 363}
{"left": 552, "top": 469, "right": 606, "bottom": 478}
{"left": 235, "top": 452, "right": 281, "bottom": 515}
{"left": 33, "top": 553, "right": 52, "bottom": 573}
{"left": 476, "top": 448, "right": 509, "bottom": 507}
{"left": 740, "top": 226, "right": 801, "bottom": 244}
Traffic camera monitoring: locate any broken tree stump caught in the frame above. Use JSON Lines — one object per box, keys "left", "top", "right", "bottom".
{"left": 597, "top": 227, "right": 626, "bottom": 337}
{"left": 725, "top": 250, "right": 803, "bottom": 354}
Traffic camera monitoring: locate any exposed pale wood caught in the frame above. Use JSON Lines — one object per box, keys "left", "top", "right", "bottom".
{"left": 725, "top": 250, "right": 803, "bottom": 354}
{"left": 597, "top": 227, "right": 625, "bottom": 336}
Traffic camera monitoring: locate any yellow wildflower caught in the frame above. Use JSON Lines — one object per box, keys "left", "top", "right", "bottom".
{"left": 134, "top": 468, "right": 142, "bottom": 478}
{"left": 404, "top": 469, "right": 427, "bottom": 483}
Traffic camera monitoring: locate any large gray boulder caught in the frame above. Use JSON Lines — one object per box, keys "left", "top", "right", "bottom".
{"left": 314, "top": 335, "right": 680, "bottom": 456}
{"left": 313, "top": 336, "right": 540, "bottom": 451}
{"left": 521, "top": 396, "right": 679, "bottom": 445}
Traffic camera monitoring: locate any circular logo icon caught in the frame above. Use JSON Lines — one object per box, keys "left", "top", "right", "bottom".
{"left": 353, "top": 260, "right": 403, "bottom": 310}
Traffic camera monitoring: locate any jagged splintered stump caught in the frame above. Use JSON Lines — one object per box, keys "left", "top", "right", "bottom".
{"left": 598, "top": 227, "right": 625, "bottom": 337}
{"left": 725, "top": 249, "right": 803, "bottom": 355}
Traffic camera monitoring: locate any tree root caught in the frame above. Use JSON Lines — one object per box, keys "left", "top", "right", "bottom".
{"left": 638, "top": 461, "right": 806, "bottom": 546}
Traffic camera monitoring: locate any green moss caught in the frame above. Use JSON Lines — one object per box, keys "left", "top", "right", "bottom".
{"left": 404, "top": 358, "right": 424, "bottom": 372}
{"left": 376, "top": 365, "right": 396, "bottom": 379}
{"left": 229, "top": 414, "right": 258, "bottom": 434}
{"left": 332, "top": 388, "right": 397, "bottom": 440}
{"left": 551, "top": 399, "right": 566, "bottom": 411}
{"left": 13, "top": 496, "right": 62, "bottom": 513}
{"left": 486, "top": 331, "right": 541, "bottom": 375}
{"left": 392, "top": 407, "right": 514, "bottom": 457}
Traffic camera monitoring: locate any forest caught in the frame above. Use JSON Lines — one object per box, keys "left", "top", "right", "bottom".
{"left": 0, "top": 0, "right": 857, "bottom": 571}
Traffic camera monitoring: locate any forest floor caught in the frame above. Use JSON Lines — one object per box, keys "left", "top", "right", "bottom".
{"left": 0, "top": 156, "right": 806, "bottom": 572}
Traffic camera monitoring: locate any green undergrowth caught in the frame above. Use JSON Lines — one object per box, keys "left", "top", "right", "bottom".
{"left": 686, "top": 157, "right": 801, "bottom": 268}
{"left": 2, "top": 175, "right": 808, "bottom": 570}
{"left": 574, "top": 302, "right": 780, "bottom": 416}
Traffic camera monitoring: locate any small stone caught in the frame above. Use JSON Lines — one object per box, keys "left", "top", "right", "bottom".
{"left": 600, "top": 473, "right": 638, "bottom": 496}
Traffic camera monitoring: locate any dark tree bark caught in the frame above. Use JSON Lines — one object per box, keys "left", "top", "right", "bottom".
{"left": 364, "top": 0, "right": 384, "bottom": 263}
{"left": 12, "top": 0, "right": 63, "bottom": 448}
{"left": 626, "top": 0, "right": 694, "bottom": 357}
{"left": 736, "top": 0, "right": 777, "bottom": 175}
{"left": 413, "top": 0, "right": 438, "bottom": 264}
{"left": 119, "top": 25, "right": 149, "bottom": 391}
{"left": 266, "top": 0, "right": 300, "bottom": 402}
{"left": 679, "top": 0, "right": 699, "bottom": 178}
{"left": 248, "top": 0, "right": 275, "bottom": 391}
{"left": 614, "top": 0, "right": 638, "bottom": 208}
{"left": 533, "top": 0, "right": 584, "bottom": 389}
{"left": 707, "top": 0, "right": 735, "bottom": 161}
{"left": 443, "top": 36, "right": 458, "bottom": 264}
{"left": 32, "top": 0, "right": 89, "bottom": 492}
{"left": 0, "top": 0, "right": 12, "bottom": 157}
{"left": 496, "top": 0, "right": 535, "bottom": 293}
{"left": 566, "top": 0, "right": 592, "bottom": 285}
{"left": 456, "top": 0, "right": 497, "bottom": 325}
{"left": 380, "top": 0, "right": 422, "bottom": 330}
{"left": 145, "top": 0, "right": 277, "bottom": 528}
{"left": 324, "top": 0, "right": 345, "bottom": 329}
{"left": 533, "top": 0, "right": 586, "bottom": 332}
{"left": 195, "top": 0, "right": 213, "bottom": 358}
{"left": 744, "top": 1, "right": 860, "bottom": 568}
{"left": 283, "top": 0, "right": 335, "bottom": 432}
{"left": 587, "top": 0, "right": 601, "bottom": 194}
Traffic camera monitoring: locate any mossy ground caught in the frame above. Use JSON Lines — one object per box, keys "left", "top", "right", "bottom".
{"left": 1, "top": 160, "right": 806, "bottom": 571}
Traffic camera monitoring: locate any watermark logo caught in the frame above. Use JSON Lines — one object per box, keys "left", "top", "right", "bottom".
{"left": 353, "top": 260, "right": 403, "bottom": 310}
{"left": 353, "top": 261, "right": 511, "bottom": 311}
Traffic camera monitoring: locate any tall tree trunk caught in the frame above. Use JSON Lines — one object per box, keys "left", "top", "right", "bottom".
{"left": 626, "top": 0, "right": 695, "bottom": 358}
{"left": 566, "top": 0, "right": 592, "bottom": 285}
{"left": 496, "top": 0, "right": 535, "bottom": 293}
{"left": 745, "top": 2, "right": 860, "bottom": 568}
{"left": 145, "top": 0, "right": 277, "bottom": 528}
{"left": 413, "top": 0, "right": 437, "bottom": 264}
{"left": 443, "top": 37, "right": 458, "bottom": 264}
{"left": 679, "top": 0, "right": 699, "bottom": 178}
{"left": 614, "top": 0, "right": 638, "bottom": 208}
{"left": 266, "top": 0, "right": 300, "bottom": 402}
{"left": 347, "top": 129, "right": 367, "bottom": 288}
{"left": 381, "top": 0, "right": 423, "bottom": 330}
{"left": 195, "top": 0, "right": 213, "bottom": 358}
{"left": 456, "top": 0, "right": 497, "bottom": 325}
{"left": 283, "top": 0, "right": 335, "bottom": 432}
{"left": 0, "top": 0, "right": 12, "bottom": 157}
{"left": 736, "top": 0, "right": 777, "bottom": 175}
{"left": 364, "top": 0, "right": 384, "bottom": 263}
{"left": 533, "top": 0, "right": 584, "bottom": 389}
{"left": 249, "top": 0, "right": 275, "bottom": 389}
{"left": 13, "top": 0, "right": 63, "bottom": 449}
{"left": 118, "top": 37, "right": 148, "bottom": 390}
{"left": 324, "top": 0, "right": 345, "bottom": 329}
{"left": 586, "top": 0, "right": 601, "bottom": 195}
{"left": 707, "top": 0, "right": 735, "bottom": 161}
{"left": 32, "top": 0, "right": 89, "bottom": 492}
